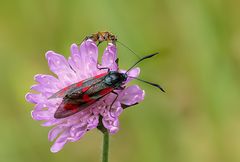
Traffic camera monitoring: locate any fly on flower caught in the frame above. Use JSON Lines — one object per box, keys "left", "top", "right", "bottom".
{"left": 49, "top": 53, "right": 165, "bottom": 119}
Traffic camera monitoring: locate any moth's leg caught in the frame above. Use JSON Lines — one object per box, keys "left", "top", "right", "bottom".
{"left": 109, "top": 91, "right": 119, "bottom": 118}
{"left": 115, "top": 58, "right": 119, "bottom": 66}
{"left": 121, "top": 103, "right": 139, "bottom": 109}
{"left": 115, "top": 86, "right": 125, "bottom": 90}
{"left": 96, "top": 65, "right": 110, "bottom": 72}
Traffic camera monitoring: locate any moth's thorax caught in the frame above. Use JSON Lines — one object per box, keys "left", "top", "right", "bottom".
{"left": 104, "top": 71, "right": 127, "bottom": 88}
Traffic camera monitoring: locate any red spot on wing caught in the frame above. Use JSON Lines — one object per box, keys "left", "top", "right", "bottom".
{"left": 59, "top": 87, "right": 68, "bottom": 95}
{"left": 76, "top": 81, "right": 83, "bottom": 87}
{"left": 64, "top": 103, "right": 78, "bottom": 110}
{"left": 54, "top": 102, "right": 80, "bottom": 118}
{"left": 82, "top": 92, "right": 97, "bottom": 102}
{"left": 82, "top": 86, "right": 90, "bottom": 93}
{"left": 99, "top": 87, "right": 113, "bottom": 96}
{"left": 94, "top": 72, "right": 107, "bottom": 79}
{"left": 83, "top": 94, "right": 91, "bottom": 102}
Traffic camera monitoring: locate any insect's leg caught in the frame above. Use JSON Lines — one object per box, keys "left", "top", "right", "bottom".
{"left": 115, "top": 86, "right": 125, "bottom": 90}
{"left": 97, "top": 41, "right": 102, "bottom": 47}
{"left": 115, "top": 58, "right": 119, "bottom": 66}
{"left": 109, "top": 91, "right": 119, "bottom": 118}
{"left": 96, "top": 65, "right": 110, "bottom": 72}
{"left": 78, "top": 35, "right": 92, "bottom": 46}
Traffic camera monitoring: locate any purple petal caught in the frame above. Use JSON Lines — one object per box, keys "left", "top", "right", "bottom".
{"left": 102, "top": 117, "right": 119, "bottom": 134}
{"left": 109, "top": 127, "right": 119, "bottom": 134}
{"left": 87, "top": 115, "right": 99, "bottom": 129}
{"left": 25, "top": 93, "right": 46, "bottom": 104}
{"left": 34, "top": 103, "right": 48, "bottom": 111}
{"left": 68, "top": 44, "right": 84, "bottom": 79}
{"left": 102, "top": 43, "right": 118, "bottom": 71}
{"left": 127, "top": 67, "right": 140, "bottom": 78}
{"left": 109, "top": 101, "right": 123, "bottom": 117}
{"left": 31, "top": 110, "right": 53, "bottom": 120}
{"left": 31, "top": 84, "right": 53, "bottom": 97}
{"left": 41, "top": 119, "right": 62, "bottom": 127}
{"left": 119, "top": 85, "right": 145, "bottom": 105}
{"left": 91, "top": 102, "right": 105, "bottom": 115}
{"left": 50, "top": 130, "right": 70, "bottom": 153}
{"left": 31, "top": 84, "right": 43, "bottom": 92}
{"left": 34, "top": 74, "right": 61, "bottom": 90}
{"left": 48, "top": 126, "right": 65, "bottom": 141}
{"left": 70, "top": 122, "right": 87, "bottom": 138}
{"left": 68, "top": 131, "right": 85, "bottom": 142}
{"left": 120, "top": 67, "right": 140, "bottom": 83}
{"left": 79, "top": 39, "right": 98, "bottom": 77}
{"left": 46, "top": 51, "right": 77, "bottom": 85}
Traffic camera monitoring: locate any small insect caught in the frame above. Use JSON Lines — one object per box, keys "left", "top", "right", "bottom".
{"left": 49, "top": 53, "right": 165, "bottom": 119}
{"left": 85, "top": 31, "right": 141, "bottom": 58}
{"left": 85, "top": 31, "right": 117, "bottom": 45}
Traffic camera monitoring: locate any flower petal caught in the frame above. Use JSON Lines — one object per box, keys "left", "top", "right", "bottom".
{"left": 34, "top": 74, "right": 61, "bottom": 90}
{"left": 68, "top": 44, "right": 84, "bottom": 79}
{"left": 31, "top": 110, "right": 53, "bottom": 120}
{"left": 46, "top": 51, "right": 77, "bottom": 86}
{"left": 25, "top": 93, "right": 46, "bottom": 104}
{"left": 109, "top": 101, "right": 123, "bottom": 117}
{"left": 48, "top": 126, "right": 65, "bottom": 141}
{"left": 102, "top": 117, "right": 119, "bottom": 134}
{"left": 79, "top": 39, "right": 98, "bottom": 77}
{"left": 87, "top": 115, "right": 99, "bottom": 129}
{"left": 102, "top": 43, "right": 117, "bottom": 71}
{"left": 41, "top": 119, "right": 62, "bottom": 127}
{"left": 119, "top": 85, "right": 145, "bottom": 105}
{"left": 31, "top": 84, "right": 53, "bottom": 97}
{"left": 70, "top": 122, "right": 87, "bottom": 138}
{"left": 127, "top": 67, "right": 140, "bottom": 78}
{"left": 50, "top": 130, "right": 70, "bottom": 153}
{"left": 120, "top": 67, "right": 140, "bottom": 83}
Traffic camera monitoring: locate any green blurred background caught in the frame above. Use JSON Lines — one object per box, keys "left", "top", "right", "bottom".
{"left": 1, "top": 0, "right": 240, "bottom": 162}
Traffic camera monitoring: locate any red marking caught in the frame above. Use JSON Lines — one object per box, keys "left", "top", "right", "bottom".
{"left": 99, "top": 87, "right": 113, "bottom": 96}
{"left": 76, "top": 81, "right": 83, "bottom": 87}
{"left": 94, "top": 73, "right": 107, "bottom": 79}
{"left": 71, "top": 108, "right": 79, "bottom": 113}
{"left": 83, "top": 94, "right": 91, "bottom": 102}
{"left": 64, "top": 103, "right": 78, "bottom": 110}
{"left": 59, "top": 87, "right": 68, "bottom": 95}
{"left": 82, "top": 86, "right": 90, "bottom": 92}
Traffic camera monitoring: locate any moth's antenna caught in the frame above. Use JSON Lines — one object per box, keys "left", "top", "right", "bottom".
{"left": 128, "top": 76, "right": 165, "bottom": 92}
{"left": 126, "top": 52, "right": 159, "bottom": 73}
{"left": 117, "top": 40, "right": 141, "bottom": 59}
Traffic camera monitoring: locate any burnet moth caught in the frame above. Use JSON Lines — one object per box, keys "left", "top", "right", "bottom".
{"left": 49, "top": 52, "right": 165, "bottom": 119}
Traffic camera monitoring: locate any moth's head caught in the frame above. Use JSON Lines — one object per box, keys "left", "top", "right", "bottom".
{"left": 104, "top": 71, "right": 127, "bottom": 87}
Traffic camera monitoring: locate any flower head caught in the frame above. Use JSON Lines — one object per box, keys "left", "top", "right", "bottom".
{"left": 25, "top": 39, "right": 144, "bottom": 152}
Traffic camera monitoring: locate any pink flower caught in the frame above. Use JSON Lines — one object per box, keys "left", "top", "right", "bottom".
{"left": 25, "top": 39, "right": 144, "bottom": 153}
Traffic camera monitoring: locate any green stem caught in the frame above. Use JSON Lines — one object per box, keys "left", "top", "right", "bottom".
{"left": 102, "top": 132, "right": 109, "bottom": 162}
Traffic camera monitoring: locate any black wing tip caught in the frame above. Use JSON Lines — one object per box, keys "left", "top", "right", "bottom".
{"left": 54, "top": 113, "right": 61, "bottom": 119}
